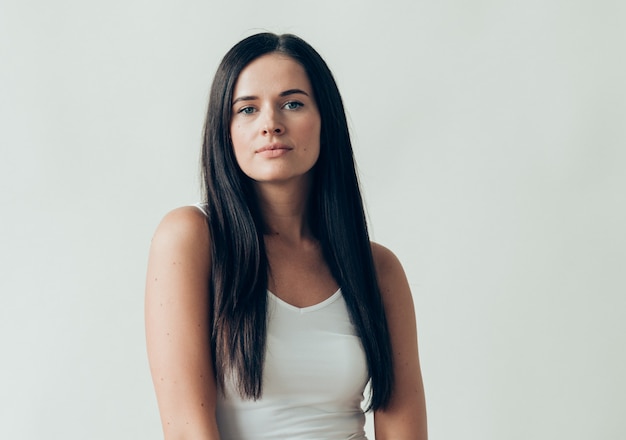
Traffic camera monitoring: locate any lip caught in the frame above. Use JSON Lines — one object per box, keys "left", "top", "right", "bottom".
{"left": 255, "top": 143, "right": 293, "bottom": 157}
{"left": 255, "top": 143, "right": 293, "bottom": 153}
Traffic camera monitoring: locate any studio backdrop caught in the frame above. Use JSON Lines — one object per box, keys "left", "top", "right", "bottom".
{"left": 1, "top": 1, "right": 624, "bottom": 439}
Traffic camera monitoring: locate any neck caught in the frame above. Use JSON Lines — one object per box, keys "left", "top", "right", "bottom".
{"left": 253, "top": 175, "right": 314, "bottom": 243}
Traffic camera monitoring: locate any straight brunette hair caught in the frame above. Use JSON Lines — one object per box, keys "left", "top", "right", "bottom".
{"left": 201, "top": 33, "right": 393, "bottom": 410}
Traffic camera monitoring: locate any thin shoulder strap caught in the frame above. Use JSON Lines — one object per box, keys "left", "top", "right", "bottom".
{"left": 193, "top": 202, "right": 208, "bottom": 217}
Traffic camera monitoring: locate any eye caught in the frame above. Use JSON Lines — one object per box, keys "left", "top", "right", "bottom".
{"left": 237, "top": 106, "right": 256, "bottom": 115}
{"left": 283, "top": 101, "right": 303, "bottom": 110}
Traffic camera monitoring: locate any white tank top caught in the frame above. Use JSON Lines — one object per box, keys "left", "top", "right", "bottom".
{"left": 216, "top": 289, "right": 370, "bottom": 439}
{"left": 192, "top": 204, "right": 369, "bottom": 438}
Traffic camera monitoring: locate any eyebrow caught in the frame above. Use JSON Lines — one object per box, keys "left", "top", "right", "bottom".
{"left": 232, "top": 89, "right": 310, "bottom": 106}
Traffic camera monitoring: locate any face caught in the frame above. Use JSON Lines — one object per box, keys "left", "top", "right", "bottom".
{"left": 230, "top": 53, "right": 321, "bottom": 185}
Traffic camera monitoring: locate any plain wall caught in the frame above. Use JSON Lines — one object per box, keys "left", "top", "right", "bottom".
{"left": 1, "top": 0, "right": 624, "bottom": 438}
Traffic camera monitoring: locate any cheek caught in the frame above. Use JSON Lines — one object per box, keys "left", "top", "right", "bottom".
{"left": 300, "top": 117, "right": 321, "bottom": 143}
{"left": 230, "top": 125, "right": 246, "bottom": 153}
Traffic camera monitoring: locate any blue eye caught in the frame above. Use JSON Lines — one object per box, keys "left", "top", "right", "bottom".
{"left": 238, "top": 106, "right": 255, "bottom": 115}
{"left": 283, "top": 101, "right": 303, "bottom": 110}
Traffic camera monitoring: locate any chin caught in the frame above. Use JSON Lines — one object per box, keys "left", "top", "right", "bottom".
{"left": 251, "top": 170, "right": 314, "bottom": 185}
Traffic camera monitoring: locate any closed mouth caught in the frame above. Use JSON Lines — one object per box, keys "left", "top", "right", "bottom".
{"left": 255, "top": 143, "right": 293, "bottom": 153}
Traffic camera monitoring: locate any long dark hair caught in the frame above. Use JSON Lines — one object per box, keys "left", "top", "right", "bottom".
{"left": 201, "top": 33, "right": 393, "bottom": 410}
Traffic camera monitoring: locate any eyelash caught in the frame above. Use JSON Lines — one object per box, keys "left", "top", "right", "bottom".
{"left": 283, "top": 101, "right": 303, "bottom": 110}
{"left": 238, "top": 106, "right": 256, "bottom": 115}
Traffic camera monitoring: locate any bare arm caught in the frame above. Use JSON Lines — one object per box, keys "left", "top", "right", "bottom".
{"left": 371, "top": 242, "right": 427, "bottom": 440}
{"left": 145, "top": 207, "right": 220, "bottom": 439}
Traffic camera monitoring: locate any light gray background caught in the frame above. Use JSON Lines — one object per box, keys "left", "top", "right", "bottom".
{"left": 1, "top": 1, "right": 624, "bottom": 439}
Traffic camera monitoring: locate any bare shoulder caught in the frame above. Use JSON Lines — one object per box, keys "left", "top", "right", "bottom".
{"left": 150, "top": 205, "right": 210, "bottom": 257}
{"left": 145, "top": 204, "right": 211, "bottom": 311}
{"left": 370, "top": 241, "right": 403, "bottom": 272}
{"left": 370, "top": 241, "right": 409, "bottom": 299}
{"left": 145, "top": 205, "right": 211, "bottom": 320}
{"left": 369, "top": 240, "right": 415, "bottom": 330}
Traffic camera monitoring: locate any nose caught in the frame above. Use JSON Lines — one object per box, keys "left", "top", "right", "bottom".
{"left": 261, "top": 110, "right": 284, "bottom": 136}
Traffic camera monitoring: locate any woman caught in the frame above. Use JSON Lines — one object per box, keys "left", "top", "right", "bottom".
{"left": 145, "top": 33, "right": 427, "bottom": 439}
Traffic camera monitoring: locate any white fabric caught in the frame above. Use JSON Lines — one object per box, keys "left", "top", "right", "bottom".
{"left": 191, "top": 203, "right": 370, "bottom": 438}
{"left": 216, "top": 289, "right": 370, "bottom": 439}
{"left": 193, "top": 202, "right": 208, "bottom": 216}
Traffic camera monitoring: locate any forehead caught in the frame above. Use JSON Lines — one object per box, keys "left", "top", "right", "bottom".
{"left": 233, "top": 53, "right": 312, "bottom": 96}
